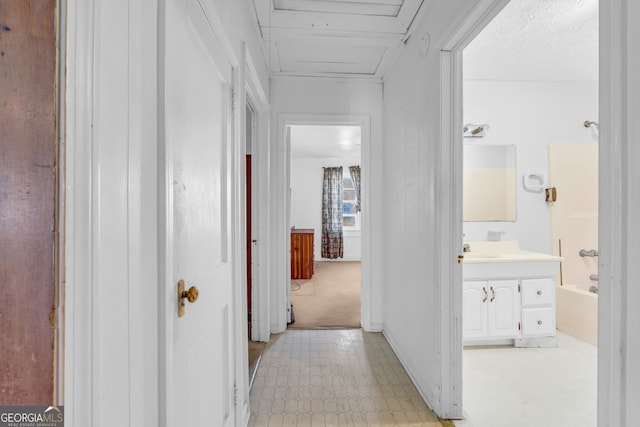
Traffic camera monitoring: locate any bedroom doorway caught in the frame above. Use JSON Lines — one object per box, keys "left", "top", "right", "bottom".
{"left": 288, "top": 124, "right": 362, "bottom": 329}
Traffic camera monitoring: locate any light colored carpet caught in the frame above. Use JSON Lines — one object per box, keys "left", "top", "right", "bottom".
{"left": 289, "top": 261, "right": 361, "bottom": 329}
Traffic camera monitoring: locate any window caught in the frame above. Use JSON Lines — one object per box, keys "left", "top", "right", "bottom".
{"left": 342, "top": 173, "right": 360, "bottom": 230}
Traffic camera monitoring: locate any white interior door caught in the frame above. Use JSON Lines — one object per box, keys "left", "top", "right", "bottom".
{"left": 161, "top": 0, "right": 235, "bottom": 425}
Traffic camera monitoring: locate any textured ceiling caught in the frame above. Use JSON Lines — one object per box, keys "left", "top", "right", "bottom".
{"left": 464, "top": 0, "right": 599, "bottom": 82}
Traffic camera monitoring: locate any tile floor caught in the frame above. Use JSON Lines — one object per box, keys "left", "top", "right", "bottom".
{"left": 248, "top": 329, "right": 444, "bottom": 426}
{"left": 455, "top": 331, "right": 597, "bottom": 427}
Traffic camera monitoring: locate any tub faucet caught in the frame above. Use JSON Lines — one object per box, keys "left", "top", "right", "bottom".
{"left": 463, "top": 243, "right": 471, "bottom": 253}
{"left": 579, "top": 249, "right": 598, "bottom": 257}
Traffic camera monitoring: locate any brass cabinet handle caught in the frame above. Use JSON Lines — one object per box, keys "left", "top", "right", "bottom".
{"left": 482, "top": 287, "right": 488, "bottom": 303}
{"left": 178, "top": 279, "right": 199, "bottom": 318}
{"left": 537, "top": 320, "right": 543, "bottom": 325}
{"left": 490, "top": 286, "right": 495, "bottom": 302}
{"left": 537, "top": 290, "right": 542, "bottom": 296}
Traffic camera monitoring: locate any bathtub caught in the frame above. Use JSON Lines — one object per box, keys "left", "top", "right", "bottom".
{"left": 556, "top": 284, "right": 598, "bottom": 346}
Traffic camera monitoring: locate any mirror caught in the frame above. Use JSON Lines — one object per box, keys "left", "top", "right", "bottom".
{"left": 464, "top": 144, "right": 516, "bottom": 221}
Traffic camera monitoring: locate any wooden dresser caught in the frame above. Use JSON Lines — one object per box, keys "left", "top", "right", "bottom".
{"left": 291, "top": 228, "right": 314, "bottom": 279}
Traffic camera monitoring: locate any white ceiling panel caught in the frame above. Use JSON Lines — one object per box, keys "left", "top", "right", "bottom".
{"left": 276, "top": 38, "right": 386, "bottom": 75}
{"left": 252, "top": 0, "right": 425, "bottom": 79}
{"left": 274, "top": 0, "right": 403, "bottom": 17}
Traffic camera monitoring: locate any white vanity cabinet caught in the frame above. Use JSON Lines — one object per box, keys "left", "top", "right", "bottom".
{"left": 462, "top": 242, "right": 561, "bottom": 347}
{"left": 519, "top": 278, "right": 556, "bottom": 337}
{"left": 463, "top": 280, "right": 520, "bottom": 340}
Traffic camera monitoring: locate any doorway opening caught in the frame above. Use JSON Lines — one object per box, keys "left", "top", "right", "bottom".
{"left": 288, "top": 124, "right": 362, "bottom": 329}
{"left": 459, "top": 1, "right": 598, "bottom": 426}
{"left": 246, "top": 99, "right": 264, "bottom": 385}
{"left": 246, "top": 100, "right": 256, "bottom": 339}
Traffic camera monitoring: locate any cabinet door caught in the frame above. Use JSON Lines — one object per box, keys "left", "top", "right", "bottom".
{"left": 291, "top": 232, "right": 314, "bottom": 279}
{"left": 463, "top": 281, "right": 489, "bottom": 339}
{"left": 487, "top": 280, "right": 520, "bottom": 338}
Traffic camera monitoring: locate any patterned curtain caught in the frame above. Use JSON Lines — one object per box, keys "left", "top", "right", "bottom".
{"left": 349, "top": 165, "right": 361, "bottom": 212}
{"left": 321, "top": 167, "right": 343, "bottom": 259}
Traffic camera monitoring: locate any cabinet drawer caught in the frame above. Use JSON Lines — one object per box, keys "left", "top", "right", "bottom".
{"left": 521, "top": 307, "right": 555, "bottom": 337}
{"left": 521, "top": 278, "right": 554, "bottom": 307}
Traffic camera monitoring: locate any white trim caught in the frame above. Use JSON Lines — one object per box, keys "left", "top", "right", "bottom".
{"left": 157, "top": 2, "right": 172, "bottom": 425}
{"left": 276, "top": 113, "right": 374, "bottom": 331}
{"left": 441, "top": 0, "right": 510, "bottom": 52}
{"left": 598, "top": 1, "right": 624, "bottom": 425}
{"left": 438, "top": 0, "right": 514, "bottom": 419}
{"left": 270, "top": 74, "right": 383, "bottom": 84}
{"left": 245, "top": 47, "right": 272, "bottom": 344}
{"left": 64, "top": 0, "right": 95, "bottom": 424}
{"left": 233, "top": 44, "right": 251, "bottom": 427}
{"left": 195, "top": 0, "right": 239, "bottom": 67}
{"left": 383, "top": 328, "right": 436, "bottom": 408}
{"left": 438, "top": 49, "right": 464, "bottom": 419}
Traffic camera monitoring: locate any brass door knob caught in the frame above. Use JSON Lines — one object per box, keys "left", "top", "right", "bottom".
{"left": 178, "top": 279, "right": 199, "bottom": 318}
{"left": 182, "top": 286, "right": 199, "bottom": 303}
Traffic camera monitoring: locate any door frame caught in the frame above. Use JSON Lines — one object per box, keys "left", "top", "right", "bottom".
{"left": 275, "top": 113, "right": 373, "bottom": 332}
{"left": 438, "top": 0, "right": 519, "bottom": 418}
{"left": 440, "top": 0, "right": 628, "bottom": 424}
{"left": 244, "top": 49, "right": 271, "bottom": 343}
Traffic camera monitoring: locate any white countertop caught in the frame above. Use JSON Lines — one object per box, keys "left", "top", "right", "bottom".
{"left": 463, "top": 250, "right": 562, "bottom": 263}
{"left": 462, "top": 241, "right": 562, "bottom": 264}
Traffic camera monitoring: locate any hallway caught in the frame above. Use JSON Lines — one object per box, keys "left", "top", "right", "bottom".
{"left": 248, "top": 329, "right": 444, "bottom": 426}
{"left": 44, "top": 0, "right": 640, "bottom": 424}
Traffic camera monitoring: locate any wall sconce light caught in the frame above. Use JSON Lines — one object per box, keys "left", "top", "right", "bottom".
{"left": 463, "top": 123, "right": 489, "bottom": 137}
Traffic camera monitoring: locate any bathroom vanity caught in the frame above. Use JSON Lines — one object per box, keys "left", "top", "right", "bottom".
{"left": 462, "top": 241, "right": 562, "bottom": 347}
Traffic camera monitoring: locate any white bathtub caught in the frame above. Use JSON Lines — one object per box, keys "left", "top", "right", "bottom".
{"left": 556, "top": 284, "right": 598, "bottom": 346}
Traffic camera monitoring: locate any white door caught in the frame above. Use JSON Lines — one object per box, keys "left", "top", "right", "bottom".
{"left": 160, "top": 0, "right": 235, "bottom": 426}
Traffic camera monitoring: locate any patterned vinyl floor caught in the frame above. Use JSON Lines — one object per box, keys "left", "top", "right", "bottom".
{"left": 248, "top": 329, "right": 444, "bottom": 427}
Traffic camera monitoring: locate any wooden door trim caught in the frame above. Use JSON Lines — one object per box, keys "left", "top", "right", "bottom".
{"left": 0, "top": 0, "right": 59, "bottom": 406}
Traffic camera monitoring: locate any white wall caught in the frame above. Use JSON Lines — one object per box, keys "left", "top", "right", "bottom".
{"left": 65, "top": 0, "right": 268, "bottom": 425}
{"left": 270, "top": 78, "right": 384, "bottom": 332}
{"left": 291, "top": 156, "right": 362, "bottom": 261}
{"left": 462, "top": 80, "right": 598, "bottom": 253}
{"left": 380, "top": 0, "right": 485, "bottom": 418}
